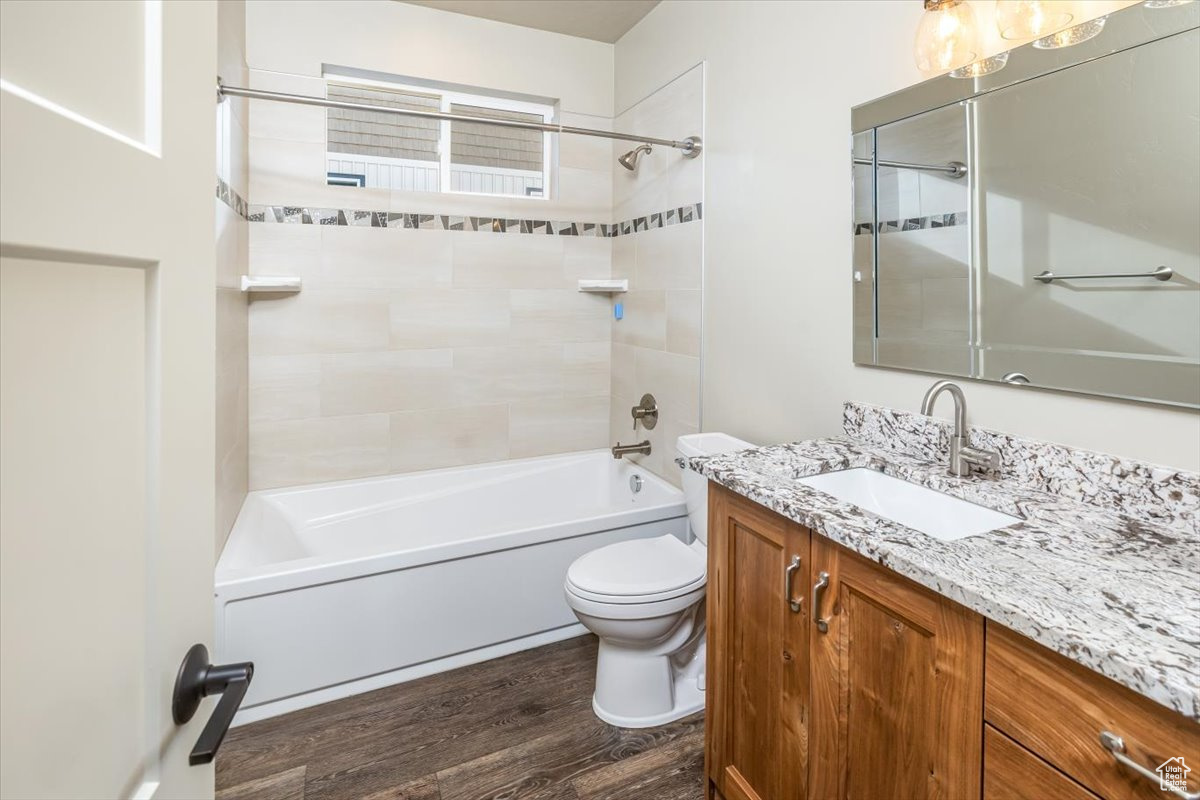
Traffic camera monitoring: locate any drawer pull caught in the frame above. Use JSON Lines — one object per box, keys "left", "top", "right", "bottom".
{"left": 784, "top": 555, "right": 802, "bottom": 613}
{"left": 1100, "top": 731, "right": 1200, "bottom": 800}
{"left": 813, "top": 571, "right": 830, "bottom": 633}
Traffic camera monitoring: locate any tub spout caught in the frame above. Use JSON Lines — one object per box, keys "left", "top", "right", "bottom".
{"left": 612, "top": 440, "right": 651, "bottom": 459}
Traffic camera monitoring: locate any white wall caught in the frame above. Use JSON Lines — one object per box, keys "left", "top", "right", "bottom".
{"left": 616, "top": 0, "right": 1200, "bottom": 471}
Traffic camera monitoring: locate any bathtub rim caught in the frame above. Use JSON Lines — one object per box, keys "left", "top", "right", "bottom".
{"left": 217, "top": 449, "right": 687, "bottom": 600}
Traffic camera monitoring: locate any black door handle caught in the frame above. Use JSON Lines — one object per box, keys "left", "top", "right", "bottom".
{"left": 172, "top": 643, "right": 254, "bottom": 765}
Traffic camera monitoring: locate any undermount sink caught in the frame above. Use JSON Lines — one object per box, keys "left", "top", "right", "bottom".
{"left": 797, "top": 468, "right": 1020, "bottom": 541}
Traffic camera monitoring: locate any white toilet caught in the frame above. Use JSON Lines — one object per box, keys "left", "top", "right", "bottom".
{"left": 564, "top": 432, "right": 753, "bottom": 728}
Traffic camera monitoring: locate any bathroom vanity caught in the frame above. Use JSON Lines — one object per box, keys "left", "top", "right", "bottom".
{"left": 696, "top": 404, "right": 1200, "bottom": 800}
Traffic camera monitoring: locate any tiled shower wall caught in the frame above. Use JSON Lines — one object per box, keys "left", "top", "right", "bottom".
{"left": 215, "top": 0, "right": 249, "bottom": 550}
{"left": 245, "top": 71, "right": 617, "bottom": 490}
{"left": 241, "top": 3, "right": 703, "bottom": 491}
{"left": 609, "top": 65, "right": 704, "bottom": 486}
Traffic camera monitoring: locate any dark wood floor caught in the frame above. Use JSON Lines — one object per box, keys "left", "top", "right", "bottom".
{"left": 216, "top": 635, "right": 704, "bottom": 800}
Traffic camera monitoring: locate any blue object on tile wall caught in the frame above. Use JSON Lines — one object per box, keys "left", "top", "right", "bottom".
{"left": 614, "top": 302, "right": 624, "bottom": 320}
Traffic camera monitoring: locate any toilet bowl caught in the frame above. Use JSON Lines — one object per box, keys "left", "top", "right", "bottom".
{"left": 564, "top": 432, "right": 753, "bottom": 728}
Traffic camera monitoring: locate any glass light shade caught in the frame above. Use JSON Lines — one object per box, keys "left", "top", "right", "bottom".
{"left": 914, "top": 0, "right": 980, "bottom": 76}
{"left": 995, "top": 1, "right": 1074, "bottom": 40}
{"left": 950, "top": 52, "right": 1010, "bottom": 78}
{"left": 1033, "top": 15, "right": 1106, "bottom": 48}
{"left": 1144, "top": 0, "right": 1194, "bottom": 7}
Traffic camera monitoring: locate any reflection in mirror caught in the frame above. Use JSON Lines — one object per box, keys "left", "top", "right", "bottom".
{"left": 852, "top": 130, "right": 875, "bottom": 366}
{"left": 851, "top": 2, "right": 1200, "bottom": 408}
{"left": 975, "top": 30, "right": 1199, "bottom": 406}
{"left": 874, "top": 105, "right": 971, "bottom": 377}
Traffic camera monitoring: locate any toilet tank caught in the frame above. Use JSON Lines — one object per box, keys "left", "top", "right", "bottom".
{"left": 675, "top": 433, "right": 754, "bottom": 545}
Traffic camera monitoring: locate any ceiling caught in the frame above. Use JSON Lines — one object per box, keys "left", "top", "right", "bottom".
{"left": 401, "top": 0, "right": 661, "bottom": 43}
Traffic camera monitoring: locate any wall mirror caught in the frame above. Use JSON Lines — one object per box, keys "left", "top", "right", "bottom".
{"left": 851, "top": 1, "right": 1199, "bottom": 408}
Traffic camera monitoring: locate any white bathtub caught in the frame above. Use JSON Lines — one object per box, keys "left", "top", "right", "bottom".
{"left": 215, "top": 450, "right": 688, "bottom": 723}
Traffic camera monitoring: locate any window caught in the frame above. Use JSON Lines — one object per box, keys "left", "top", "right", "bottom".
{"left": 325, "top": 76, "right": 553, "bottom": 198}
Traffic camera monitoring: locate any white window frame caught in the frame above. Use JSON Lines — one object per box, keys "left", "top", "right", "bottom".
{"left": 323, "top": 73, "right": 554, "bottom": 200}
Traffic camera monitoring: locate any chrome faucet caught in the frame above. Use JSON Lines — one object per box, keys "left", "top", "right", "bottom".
{"left": 919, "top": 380, "right": 1000, "bottom": 477}
{"left": 612, "top": 440, "right": 652, "bottom": 459}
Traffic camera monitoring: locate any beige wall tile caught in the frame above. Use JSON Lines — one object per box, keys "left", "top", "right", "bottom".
{"left": 250, "top": 413, "right": 391, "bottom": 490}
{"left": 389, "top": 404, "right": 509, "bottom": 473}
{"left": 247, "top": 69, "right": 327, "bottom": 143}
{"left": 634, "top": 222, "right": 701, "bottom": 290}
{"left": 249, "top": 353, "right": 320, "bottom": 421}
{"left": 390, "top": 288, "right": 510, "bottom": 348}
{"left": 555, "top": 166, "right": 613, "bottom": 220}
{"left": 610, "top": 342, "right": 638, "bottom": 401}
{"left": 611, "top": 235, "right": 635, "bottom": 281}
{"left": 612, "top": 289, "right": 666, "bottom": 350}
{"left": 215, "top": 286, "right": 248, "bottom": 548}
{"left": 563, "top": 342, "right": 611, "bottom": 397}
{"left": 249, "top": 222, "right": 321, "bottom": 279}
{"left": 249, "top": 289, "right": 391, "bottom": 356}
{"left": 666, "top": 289, "right": 701, "bottom": 357}
{"left": 320, "top": 349, "right": 454, "bottom": 415}
{"left": 562, "top": 236, "right": 612, "bottom": 283}
{"left": 452, "top": 233, "right": 566, "bottom": 289}
{"left": 216, "top": 204, "right": 248, "bottom": 289}
{"left": 510, "top": 289, "right": 610, "bottom": 343}
{"left": 452, "top": 345, "right": 563, "bottom": 404}
{"left": 510, "top": 395, "right": 609, "bottom": 458}
{"left": 635, "top": 347, "right": 700, "bottom": 427}
{"left": 558, "top": 111, "right": 613, "bottom": 172}
{"left": 320, "top": 226, "right": 452, "bottom": 289}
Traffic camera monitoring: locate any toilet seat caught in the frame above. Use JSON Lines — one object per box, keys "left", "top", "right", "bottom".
{"left": 565, "top": 535, "right": 705, "bottom": 604}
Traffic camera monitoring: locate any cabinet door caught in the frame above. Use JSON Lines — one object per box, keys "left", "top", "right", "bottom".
{"left": 809, "top": 537, "right": 984, "bottom": 800}
{"left": 707, "top": 485, "right": 810, "bottom": 800}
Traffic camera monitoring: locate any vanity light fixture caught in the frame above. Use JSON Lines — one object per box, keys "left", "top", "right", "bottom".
{"left": 950, "top": 52, "right": 1010, "bottom": 78}
{"left": 915, "top": 0, "right": 980, "bottom": 76}
{"left": 995, "top": 0, "right": 1074, "bottom": 40}
{"left": 1033, "top": 15, "right": 1107, "bottom": 48}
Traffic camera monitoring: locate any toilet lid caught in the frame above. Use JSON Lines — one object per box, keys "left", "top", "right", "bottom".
{"left": 566, "top": 535, "right": 705, "bottom": 601}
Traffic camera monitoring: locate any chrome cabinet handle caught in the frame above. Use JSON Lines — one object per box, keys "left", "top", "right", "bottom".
{"left": 1100, "top": 731, "right": 1200, "bottom": 799}
{"left": 812, "top": 571, "right": 830, "bottom": 633}
{"left": 784, "top": 555, "right": 802, "bottom": 613}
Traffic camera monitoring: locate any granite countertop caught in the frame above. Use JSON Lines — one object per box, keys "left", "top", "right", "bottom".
{"left": 692, "top": 433, "right": 1200, "bottom": 721}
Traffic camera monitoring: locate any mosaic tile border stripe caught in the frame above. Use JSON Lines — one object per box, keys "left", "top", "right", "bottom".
{"left": 853, "top": 211, "right": 967, "bottom": 236}
{"left": 217, "top": 177, "right": 249, "bottom": 220}
{"left": 244, "top": 202, "right": 703, "bottom": 237}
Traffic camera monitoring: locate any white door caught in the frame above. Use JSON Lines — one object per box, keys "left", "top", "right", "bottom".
{"left": 0, "top": 1, "right": 218, "bottom": 798}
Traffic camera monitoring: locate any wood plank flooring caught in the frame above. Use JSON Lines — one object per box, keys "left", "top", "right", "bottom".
{"left": 216, "top": 636, "right": 704, "bottom": 800}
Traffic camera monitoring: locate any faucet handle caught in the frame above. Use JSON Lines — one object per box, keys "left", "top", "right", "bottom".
{"left": 959, "top": 445, "right": 1001, "bottom": 474}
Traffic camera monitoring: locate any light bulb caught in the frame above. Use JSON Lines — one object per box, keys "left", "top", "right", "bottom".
{"left": 950, "top": 52, "right": 1010, "bottom": 78}
{"left": 995, "top": 0, "right": 1074, "bottom": 40}
{"left": 914, "top": 0, "right": 980, "bottom": 77}
{"left": 1032, "top": 15, "right": 1106, "bottom": 48}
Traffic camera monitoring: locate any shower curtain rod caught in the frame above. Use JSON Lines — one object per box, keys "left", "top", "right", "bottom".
{"left": 217, "top": 82, "right": 703, "bottom": 157}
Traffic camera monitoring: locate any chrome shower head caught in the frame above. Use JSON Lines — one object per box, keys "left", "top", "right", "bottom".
{"left": 618, "top": 143, "right": 653, "bottom": 171}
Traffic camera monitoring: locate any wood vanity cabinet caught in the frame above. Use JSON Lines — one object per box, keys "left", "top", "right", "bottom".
{"left": 706, "top": 484, "right": 811, "bottom": 800}
{"left": 706, "top": 484, "right": 1200, "bottom": 800}
{"left": 706, "top": 485, "right": 983, "bottom": 800}
{"left": 807, "top": 534, "right": 983, "bottom": 799}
